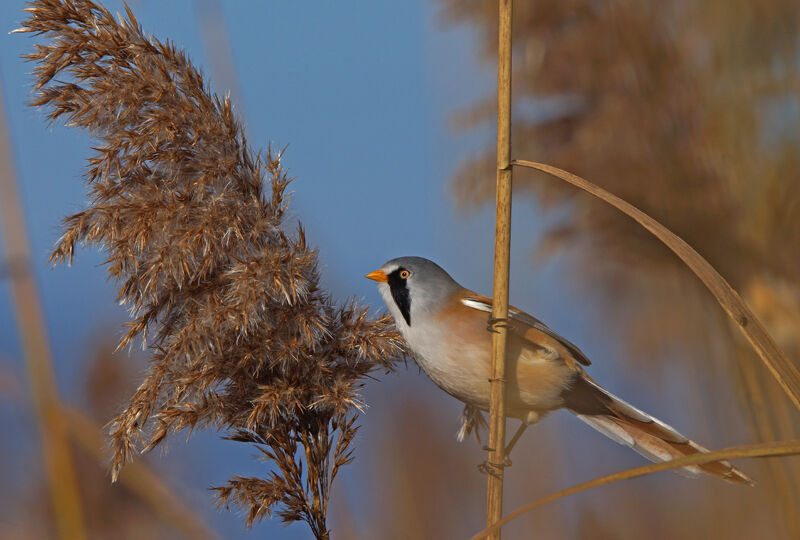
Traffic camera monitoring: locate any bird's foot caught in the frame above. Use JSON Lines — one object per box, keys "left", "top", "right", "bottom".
{"left": 477, "top": 459, "right": 506, "bottom": 477}
{"left": 486, "top": 317, "right": 511, "bottom": 334}
{"left": 478, "top": 445, "right": 512, "bottom": 476}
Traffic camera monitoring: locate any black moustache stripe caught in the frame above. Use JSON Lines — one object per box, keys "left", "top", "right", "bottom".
{"left": 387, "top": 268, "right": 411, "bottom": 325}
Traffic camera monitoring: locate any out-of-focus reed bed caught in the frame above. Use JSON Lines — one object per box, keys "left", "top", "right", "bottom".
{"left": 0, "top": 343, "right": 216, "bottom": 539}
{"left": 14, "top": 0, "right": 404, "bottom": 537}
{"left": 71, "top": 343, "right": 218, "bottom": 539}
{"left": 328, "top": 391, "right": 570, "bottom": 540}
{"left": 443, "top": 0, "right": 800, "bottom": 537}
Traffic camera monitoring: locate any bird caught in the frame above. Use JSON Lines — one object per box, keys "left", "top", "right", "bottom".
{"left": 366, "top": 256, "right": 752, "bottom": 484}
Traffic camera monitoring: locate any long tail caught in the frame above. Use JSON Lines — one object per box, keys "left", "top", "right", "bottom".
{"left": 562, "top": 374, "right": 754, "bottom": 485}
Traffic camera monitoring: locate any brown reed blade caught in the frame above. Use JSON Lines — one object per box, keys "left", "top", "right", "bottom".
{"left": 486, "top": 0, "right": 514, "bottom": 538}
{"left": 17, "top": 1, "right": 405, "bottom": 536}
{"left": 0, "top": 68, "right": 87, "bottom": 540}
{"left": 470, "top": 440, "right": 800, "bottom": 540}
{"left": 511, "top": 159, "right": 800, "bottom": 412}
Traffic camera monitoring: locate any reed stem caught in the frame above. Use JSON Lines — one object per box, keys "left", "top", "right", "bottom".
{"left": 486, "top": 0, "right": 513, "bottom": 538}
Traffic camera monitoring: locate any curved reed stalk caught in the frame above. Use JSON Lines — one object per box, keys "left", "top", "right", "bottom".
{"left": 511, "top": 159, "right": 800, "bottom": 412}
{"left": 470, "top": 440, "right": 800, "bottom": 540}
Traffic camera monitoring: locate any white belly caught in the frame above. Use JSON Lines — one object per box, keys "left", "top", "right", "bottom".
{"left": 403, "top": 323, "right": 492, "bottom": 409}
{"left": 397, "top": 310, "right": 571, "bottom": 418}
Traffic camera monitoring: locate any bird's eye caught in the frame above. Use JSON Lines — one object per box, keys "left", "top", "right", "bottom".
{"left": 399, "top": 270, "right": 410, "bottom": 279}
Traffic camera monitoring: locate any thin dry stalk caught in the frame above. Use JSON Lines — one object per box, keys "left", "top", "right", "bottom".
{"left": 511, "top": 159, "right": 800, "bottom": 411}
{"left": 486, "top": 1, "right": 514, "bottom": 537}
{"left": 0, "top": 74, "right": 87, "bottom": 539}
{"left": 470, "top": 440, "right": 800, "bottom": 540}
{"left": 16, "top": 1, "right": 404, "bottom": 536}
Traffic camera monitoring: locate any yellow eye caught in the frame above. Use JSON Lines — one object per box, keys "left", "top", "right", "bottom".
{"left": 399, "top": 270, "right": 410, "bottom": 279}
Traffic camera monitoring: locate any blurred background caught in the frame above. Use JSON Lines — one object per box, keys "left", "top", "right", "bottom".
{"left": 1, "top": 0, "right": 799, "bottom": 538}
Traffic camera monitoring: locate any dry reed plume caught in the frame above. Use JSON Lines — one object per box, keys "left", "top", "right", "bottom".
{"left": 17, "top": 0, "right": 404, "bottom": 536}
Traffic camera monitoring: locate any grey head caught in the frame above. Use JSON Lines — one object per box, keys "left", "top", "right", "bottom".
{"left": 366, "top": 256, "right": 462, "bottom": 328}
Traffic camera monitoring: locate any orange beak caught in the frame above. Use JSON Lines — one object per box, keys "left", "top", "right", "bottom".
{"left": 365, "top": 270, "right": 388, "bottom": 283}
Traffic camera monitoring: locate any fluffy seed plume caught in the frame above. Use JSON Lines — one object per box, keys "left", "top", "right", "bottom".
{"left": 18, "top": 0, "right": 404, "bottom": 536}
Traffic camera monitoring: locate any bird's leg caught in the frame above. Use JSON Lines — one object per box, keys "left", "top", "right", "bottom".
{"left": 497, "top": 413, "right": 539, "bottom": 469}
{"left": 503, "top": 422, "right": 528, "bottom": 465}
{"left": 478, "top": 419, "right": 531, "bottom": 474}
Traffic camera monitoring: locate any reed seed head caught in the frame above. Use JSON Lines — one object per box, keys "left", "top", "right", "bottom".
{"left": 19, "top": 0, "right": 405, "bottom": 533}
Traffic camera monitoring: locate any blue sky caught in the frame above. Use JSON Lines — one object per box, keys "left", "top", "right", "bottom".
{"left": 0, "top": 1, "right": 640, "bottom": 538}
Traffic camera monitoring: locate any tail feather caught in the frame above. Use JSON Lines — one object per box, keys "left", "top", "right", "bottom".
{"left": 565, "top": 376, "right": 754, "bottom": 485}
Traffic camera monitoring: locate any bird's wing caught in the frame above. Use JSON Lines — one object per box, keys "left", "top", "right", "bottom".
{"left": 460, "top": 292, "right": 591, "bottom": 368}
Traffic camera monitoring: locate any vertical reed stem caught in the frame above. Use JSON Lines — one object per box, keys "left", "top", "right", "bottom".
{"left": 0, "top": 85, "right": 87, "bottom": 539}
{"left": 486, "top": 0, "right": 513, "bottom": 538}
